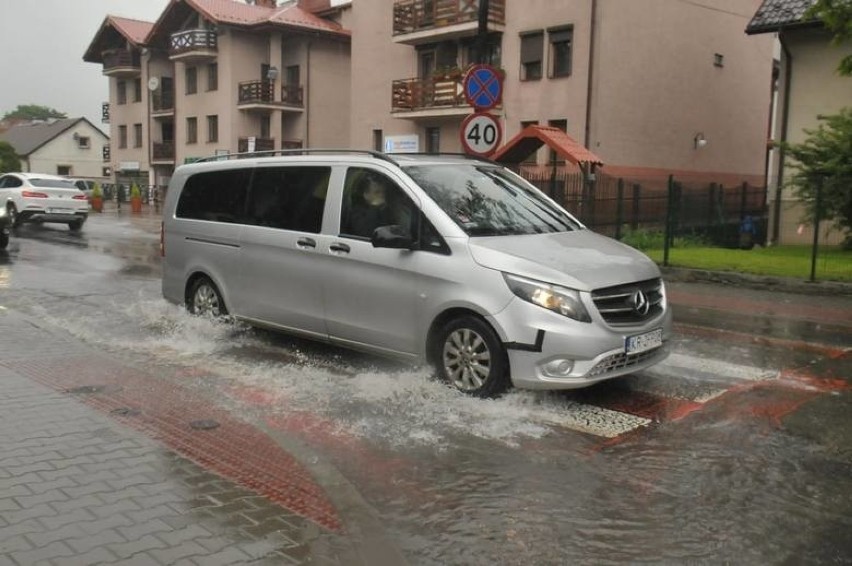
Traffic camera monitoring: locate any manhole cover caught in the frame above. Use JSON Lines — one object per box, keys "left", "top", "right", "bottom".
{"left": 67, "top": 385, "right": 108, "bottom": 395}
{"left": 111, "top": 407, "right": 141, "bottom": 417}
{"left": 190, "top": 419, "right": 220, "bottom": 431}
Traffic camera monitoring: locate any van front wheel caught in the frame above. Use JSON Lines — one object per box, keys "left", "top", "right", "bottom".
{"left": 435, "top": 316, "right": 510, "bottom": 397}
{"left": 188, "top": 277, "right": 228, "bottom": 318}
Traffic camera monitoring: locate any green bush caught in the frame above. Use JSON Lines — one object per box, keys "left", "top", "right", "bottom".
{"left": 619, "top": 229, "right": 709, "bottom": 251}
{"left": 130, "top": 183, "right": 141, "bottom": 199}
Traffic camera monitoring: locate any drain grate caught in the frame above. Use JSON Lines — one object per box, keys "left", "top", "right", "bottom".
{"left": 190, "top": 419, "right": 220, "bottom": 431}
{"left": 111, "top": 407, "right": 141, "bottom": 417}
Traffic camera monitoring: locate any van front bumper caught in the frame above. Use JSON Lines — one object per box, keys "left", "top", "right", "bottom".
{"left": 488, "top": 298, "right": 672, "bottom": 390}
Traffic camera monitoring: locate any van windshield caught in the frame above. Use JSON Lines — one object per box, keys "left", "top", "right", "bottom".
{"left": 404, "top": 164, "right": 582, "bottom": 236}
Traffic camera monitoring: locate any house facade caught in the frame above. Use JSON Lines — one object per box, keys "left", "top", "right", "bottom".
{"left": 747, "top": 0, "right": 852, "bottom": 245}
{"left": 85, "top": 0, "right": 774, "bottom": 192}
{"left": 0, "top": 118, "right": 110, "bottom": 181}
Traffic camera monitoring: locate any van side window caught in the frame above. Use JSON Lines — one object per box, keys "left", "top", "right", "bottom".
{"left": 341, "top": 168, "right": 415, "bottom": 240}
{"left": 176, "top": 169, "right": 250, "bottom": 223}
{"left": 245, "top": 167, "right": 330, "bottom": 233}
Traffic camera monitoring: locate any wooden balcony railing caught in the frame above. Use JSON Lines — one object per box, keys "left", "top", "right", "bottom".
{"left": 101, "top": 102, "right": 110, "bottom": 123}
{"left": 281, "top": 140, "right": 304, "bottom": 150}
{"left": 238, "top": 80, "right": 275, "bottom": 104}
{"left": 102, "top": 144, "right": 110, "bottom": 162}
{"left": 282, "top": 84, "right": 304, "bottom": 106}
{"left": 151, "top": 89, "right": 174, "bottom": 113}
{"left": 153, "top": 141, "right": 175, "bottom": 160}
{"left": 102, "top": 49, "right": 141, "bottom": 71}
{"left": 169, "top": 29, "right": 217, "bottom": 54}
{"left": 392, "top": 71, "right": 468, "bottom": 111}
{"left": 393, "top": 0, "right": 505, "bottom": 35}
{"left": 238, "top": 137, "right": 275, "bottom": 153}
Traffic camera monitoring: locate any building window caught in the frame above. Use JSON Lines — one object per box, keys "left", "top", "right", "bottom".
{"left": 57, "top": 165, "right": 72, "bottom": 176}
{"left": 77, "top": 136, "right": 91, "bottom": 149}
{"left": 714, "top": 53, "right": 725, "bottom": 67}
{"left": 133, "top": 123, "right": 143, "bottom": 148}
{"left": 373, "top": 129, "right": 383, "bottom": 152}
{"left": 207, "top": 115, "right": 218, "bottom": 143}
{"left": 186, "top": 66, "right": 197, "bottom": 95}
{"left": 207, "top": 63, "right": 218, "bottom": 91}
{"left": 117, "top": 80, "right": 127, "bottom": 105}
{"left": 134, "top": 78, "right": 142, "bottom": 102}
{"left": 520, "top": 120, "right": 538, "bottom": 163}
{"left": 426, "top": 127, "right": 440, "bottom": 153}
{"left": 548, "top": 119, "right": 567, "bottom": 164}
{"left": 549, "top": 26, "right": 573, "bottom": 78}
{"left": 520, "top": 31, "right": 543, "bottom": 81}
{"left": 102, "top": 166, "right": 111, "bottom": 177}
{"left": 118, "top": 125, "right": 127, "bottom": 148}
{"left": 260, "top": 116, "right": 270, "bottom": 140}
{"left": 186, "top": 117, "right": 197, "bottom": 144}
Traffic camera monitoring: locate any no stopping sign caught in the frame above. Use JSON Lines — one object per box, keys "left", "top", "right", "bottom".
{"left": 460, "top": 112, "right": 502, "bottom": 157}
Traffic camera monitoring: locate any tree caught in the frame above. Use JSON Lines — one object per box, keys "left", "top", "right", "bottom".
{"left": 0, "top": 141, "right": 20, "bottom": 174}
{"left": 1, "top": 104, "right": 67, "bottom": 122}
{"left": 807, "top": 0, "right": 852, "bottom": 75}
{"left": 785, "top": 108, "right": 852, "bottom": 248}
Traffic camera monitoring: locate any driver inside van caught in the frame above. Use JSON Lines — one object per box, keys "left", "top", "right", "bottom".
{"left": 347, "top": 174, "right": 396, "bottom": 238}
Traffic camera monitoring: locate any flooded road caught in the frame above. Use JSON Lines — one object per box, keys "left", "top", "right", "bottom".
{"left": 1, "top": 215, "right": 850, "bottom": 564}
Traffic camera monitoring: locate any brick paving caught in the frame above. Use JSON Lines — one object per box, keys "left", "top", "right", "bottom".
{"left": 0, "top": 308, "right": 393, "bottom": 565}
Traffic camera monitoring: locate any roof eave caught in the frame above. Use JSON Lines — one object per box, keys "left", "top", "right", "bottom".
{"left": 746, "top": 18, "right": 822, "bottom": 35}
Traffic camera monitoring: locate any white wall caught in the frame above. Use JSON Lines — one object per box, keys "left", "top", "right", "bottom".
{"left": 27, "top": 121, "right": 110, "bottom": 180}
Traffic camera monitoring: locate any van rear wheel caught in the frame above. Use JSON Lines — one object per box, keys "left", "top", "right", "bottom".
{"left": 188, "top": 276, "right": 228, "bottom": 318}
{"left": 435, "top": 315, "right": 510, "bottom": 397}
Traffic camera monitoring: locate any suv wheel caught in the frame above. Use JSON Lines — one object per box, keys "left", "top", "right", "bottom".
{"left": 0, "top": 230, "right": 8, "bottom": 250}
{"left": 188, "top": 276, "right": 228, "bottom": 318}
{"left": 68, "top": 219, "right": 84, "bottom": 232}
{"left": 435, "top": 315, "right": 511, "bottom": 397}
{"left": 7, "top": 204, "right": 19, "bottom": 228}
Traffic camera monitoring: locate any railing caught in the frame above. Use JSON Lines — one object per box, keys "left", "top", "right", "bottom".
{"left": 392, "top": 71, "right": 467, "bottom": 111}
{"left": 169, "top": 29, "right": 217, "bottom": 55}
{"left": 238, "top": 80, "right": 275, "bottom": 104}
{"left": 238, "top": 137, "right": 275, "bottom": 153}
{"left": 102, "top": 49, "right": 140, "bottom": 71}
{"left": 151, "top": 88, "right": 174, "bottom": 112}
{"left": 281, "top": 140, "right": 303, "bottom": 149}
{"left": 102, "top": 144, "right": 110, "bottom": 162}
{"left": 393, "top": 0, "right": 505, "bottom": 35}
{"left": 101, "top": 102, "right": 110, "bottom": 123}
{"left": 152, "top": 141, "right": 175, "bottom": 160}
{"left": 282, "top": 84, "right": 304, "bottom": 106}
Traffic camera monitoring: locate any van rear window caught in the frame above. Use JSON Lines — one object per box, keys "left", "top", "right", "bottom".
{"left": 176, "top": 169, "right": 251, "bottom": 223}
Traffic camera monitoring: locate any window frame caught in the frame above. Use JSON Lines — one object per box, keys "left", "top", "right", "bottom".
{"left": 519, "top": 31, "right": 544, "bottom": 82}
{"left": 548, "top": 26, "right": 573, "bottom": 79}
{"left": 206, "top": 115, "right": 218, "bottom": 143}
{"left": 133, "top": 123, "right": 143, "bottom": 148}
{"left": 185, "top": 66, "right": 197, "bottom": 95}
{"left": 118, "top": 125, "right": 128, "bottom": 149}
{"left": 116, "top": 80, "right": 127, "bottom": 105}
{"left": 186, "top": 117, "right": 198, "bottom": 145}
{"left": 207, "top": 63, "right": 218, "bottom": 91}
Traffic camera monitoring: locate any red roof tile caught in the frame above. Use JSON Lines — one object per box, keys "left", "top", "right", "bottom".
{"left": 108, "top": 16, "right": 155, "bottom": 45}
{"left": 182, "top": 0, "right": 348, "bottom": 35}
{"left": 493, "top": 126, "right": 604, "bottom": 166}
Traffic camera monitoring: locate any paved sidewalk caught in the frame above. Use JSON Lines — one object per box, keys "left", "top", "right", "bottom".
{"left": 0, "top": 309, "right": 395, "bottom": 566}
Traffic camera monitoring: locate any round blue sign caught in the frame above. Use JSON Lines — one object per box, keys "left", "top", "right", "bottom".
{"left": 463, "top": 64, "right": 503, "bottom": 111}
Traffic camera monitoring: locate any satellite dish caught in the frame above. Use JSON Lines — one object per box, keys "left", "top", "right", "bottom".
{"left": 147, "top": 77, "right": 160, "bottom": 91}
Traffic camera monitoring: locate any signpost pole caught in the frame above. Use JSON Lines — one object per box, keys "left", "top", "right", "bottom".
{"left": 476, "top": 0, "right": 491, "bottom": 64}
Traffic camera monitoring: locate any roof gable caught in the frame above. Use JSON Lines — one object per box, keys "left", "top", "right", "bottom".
{"left": 492, "top": 126, "right": 603, "bottom": 167}
{"left": 746, "top": 0, "right": 820, "bottom": 34}
{"left": 0, "top": 118, "right": 107, "bottom": 157}
{"left": 83, "top": 15, "right": 154, "bottom": 63}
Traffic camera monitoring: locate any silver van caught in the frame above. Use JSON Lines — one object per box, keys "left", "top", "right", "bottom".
{"left": 161, "top": 151, "right": 671, "bottom": 396}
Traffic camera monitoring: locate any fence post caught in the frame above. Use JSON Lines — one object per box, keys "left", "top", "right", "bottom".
{"left": 632, "top": 184, "right": 641, "bottom": 230}
{"left": 708, "top": 183, "right": 716, "bottom": 226}
{"left": 740, "top": 181, "right": 749, "bottom": 220}
{"left": 810, "top": 176, "right": 823, "bottom": 282}
{"left": 664, "top": 175, "right": 674, "bottom": 266}
{"left": 615, "top": 178, "right": 625, "bottom": 240}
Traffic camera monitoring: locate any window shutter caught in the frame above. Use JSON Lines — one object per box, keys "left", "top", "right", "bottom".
{"left": 521, "top": 33, "right": 543, "bottom": 64}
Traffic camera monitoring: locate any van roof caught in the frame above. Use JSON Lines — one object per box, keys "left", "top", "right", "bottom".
{"left": 186, "top": 149, "right": 494, "bottom": 169}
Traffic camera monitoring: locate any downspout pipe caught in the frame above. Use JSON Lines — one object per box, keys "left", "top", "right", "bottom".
{"left": 584, "top": 0, "right": 597, "bottom": 149}
{"left": 772, "top": 30, "right": 792, "bottom": 245}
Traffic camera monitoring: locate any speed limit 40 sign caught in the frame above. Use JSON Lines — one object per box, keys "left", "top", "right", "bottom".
{"left": 460, "top": 112, "right": 502, "bottom": 157}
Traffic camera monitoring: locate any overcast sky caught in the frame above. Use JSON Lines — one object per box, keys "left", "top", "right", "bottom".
{"left": 0, "top": 1, "right": 170, "bottom": 131}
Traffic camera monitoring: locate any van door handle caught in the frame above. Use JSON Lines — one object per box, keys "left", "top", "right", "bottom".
{"left": 329, "top": 243, "right": 350, "bottom": 254}
{"left": 297, "top": 237, "right": 317, "bottom": 249}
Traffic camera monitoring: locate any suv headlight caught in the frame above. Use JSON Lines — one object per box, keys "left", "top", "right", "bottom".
{"left": 0, "top": 206, "right": 5, "bottom": 218}
{"left": 503, "top": 273, "right": 591, "bottom": 323}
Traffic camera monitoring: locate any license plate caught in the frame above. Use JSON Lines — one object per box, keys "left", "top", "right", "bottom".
{"left": 625, "top": 328, "right": 663, "bottom": 354}
{"left": 47, "top": 208, "right": 73, "bottom": 214}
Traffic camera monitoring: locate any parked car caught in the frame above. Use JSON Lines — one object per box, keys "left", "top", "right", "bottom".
{"left": 69, "top": 179, "right": 96, "bottom": 201}
{"left": 0, "top": 203, "right": 10, "bottom": 249}
{"left": 161, "top": 151, "right": 672, "bottom": 397}
{"left": 0, "top": 173, "right": 89, "bottom": 231}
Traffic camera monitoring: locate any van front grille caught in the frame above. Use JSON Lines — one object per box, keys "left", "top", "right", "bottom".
{"left": 591, "top": 278, "right": 664, "bottom": 326}
{"left": 588, "top": 347, "right": 664, "bottom": 378}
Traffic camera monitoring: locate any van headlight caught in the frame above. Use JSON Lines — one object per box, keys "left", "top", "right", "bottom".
{"left": 503, "top": 273, "right": 591, "bottom": 323}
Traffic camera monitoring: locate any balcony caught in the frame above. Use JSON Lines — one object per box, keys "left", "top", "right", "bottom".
{"left": 102, "top": 49, "right": 141, "bottom": 77}
{"left": 102, "top": 144, "right": 110, "bottom": 163}
{"left": 238, "top": 137, "right": 275, "bottom": 154}
{"left": 392, "top": 0, "right": 505, "bottom": 45}
{"left": 151, "top": 88, "right": 175, "bottom": 116}
{"left": 392, "top": 71, "right": 472, "bottom": 118}
{"left": 152, "top": 141, "right": 175, "bottom": 163}
{"left": 237, "top": 81, "right": 304, "bottom": 113}
{"left": 169, "top": 29, "right": 217, "bottom": 62}
{"left": 101, "top": 102, "right": 110, "bottom": 124}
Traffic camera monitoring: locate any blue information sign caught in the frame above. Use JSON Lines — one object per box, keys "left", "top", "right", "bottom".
{"left": 463, "top": 64, "right": 503, "bottom": 111}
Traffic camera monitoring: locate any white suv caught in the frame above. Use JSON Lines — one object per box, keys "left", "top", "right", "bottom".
{"left": 0, "top": 172, "right": 89, "bottom": 231}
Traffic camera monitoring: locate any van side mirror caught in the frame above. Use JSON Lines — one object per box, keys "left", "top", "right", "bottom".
{"left": 371, "top": 225, "right": 414, "bottom": 250}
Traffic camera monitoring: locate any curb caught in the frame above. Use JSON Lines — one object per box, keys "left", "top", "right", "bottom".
{"left": 661, "top": 266, "right": 852, "bottom": 296}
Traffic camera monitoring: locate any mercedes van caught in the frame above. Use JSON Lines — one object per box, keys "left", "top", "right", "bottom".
{"left": 161, "top": 151, "right": 671, "bottom": 396}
